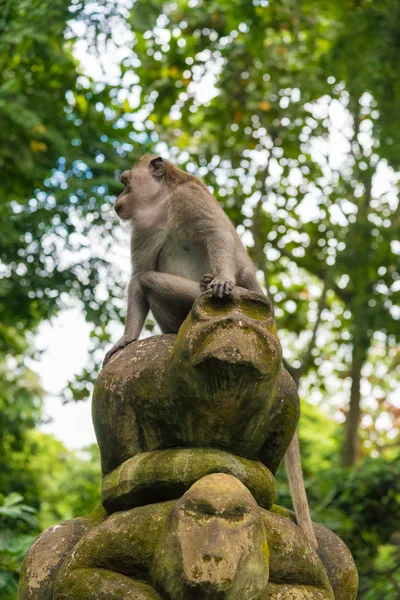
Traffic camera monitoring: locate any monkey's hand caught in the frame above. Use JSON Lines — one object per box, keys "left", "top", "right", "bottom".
{"left": 103, "top": 336, "right": 137, "bottom": 367}
{"left": 207, "top": 276, "right": 234, "bottom": 298}
{"left": 200, "top": 273, "right": 214, "bottom": 293}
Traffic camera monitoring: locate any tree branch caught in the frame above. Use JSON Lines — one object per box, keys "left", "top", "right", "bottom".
{"left": 295, "top": 273, "right": 330, "bottom": 382}
{"left": 286, "top": 274, "right": 330, "bottom": 385}
{"left": 250, "top": 151, "right": 275, "bottom": 296}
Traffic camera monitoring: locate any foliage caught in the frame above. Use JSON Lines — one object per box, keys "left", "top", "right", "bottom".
{"left": 325, "top": 458, "right": 400, "bottom": 599}
{"left": 325, "top": 0, "right": 400, "bottom": 169}
{"left": 0, "top": 434, "right": 101, "bottom": 599}
{"left": 0, "top": 357, "right": 43, "bottom": 507}
{"left": 0, "top": 0, "right": 137, "bottom": 366}
{"left": 278, "top": 425, "right": 400, "bottom": 598}
{"left": 0, "top": 1, "right": 399, "bottom": 599}
{"left": 34, "top": 440, "right": 101, "bottom": 529}
{"left": 0, "top": 494, "right": 38, "bottom": 600}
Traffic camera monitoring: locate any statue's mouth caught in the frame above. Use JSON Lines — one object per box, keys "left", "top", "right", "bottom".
{"left": 189, "top": 319, "right": 282, "bottom": 377}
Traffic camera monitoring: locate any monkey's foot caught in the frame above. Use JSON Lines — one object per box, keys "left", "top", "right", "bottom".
{"left": 103, "top": 336, "right": 138, "bottom": 367}
{"left": 208, "top": 276, "right": 234, "bottom": 298}
{"left": 200, "top": 273, "right": 213, "bottom": 293}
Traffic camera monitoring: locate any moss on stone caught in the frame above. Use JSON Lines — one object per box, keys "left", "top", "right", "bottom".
{"left": 269, "top": 504, "right": 293, "bottom": 519}
{"left": 64, "top": 502, "right": 174, "bottom": 578}
{"left": 314, "top": 523, "right": 359, "bottom": 600}
{"left": 262, "top": 509, "right": 333, "bottom": 595}
{"left": 266, "top": 583, "right": 334, "bottom": 599}
{"left": 18, "top": 517, "right": 96, "bottom": 600}
{"left": 54, "top": 567, "right": 162, "bottom": 599}
{"left": 102, "top": 447, "right": 277, "bottom": 514}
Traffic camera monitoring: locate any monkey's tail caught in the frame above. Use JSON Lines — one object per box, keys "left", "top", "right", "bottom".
{"left": 285, "top": 431, "right": 318, "bottom": 550}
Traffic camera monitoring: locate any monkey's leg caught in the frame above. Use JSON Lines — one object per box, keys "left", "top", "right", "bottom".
{"left": 237, "top": 266, "right": 264, "bottom": 294}
{"left": 140, "top": 271, "right": 200, "bottom": 333}
{"left": 140, "top": 272, "right": 199, "bottom": 332}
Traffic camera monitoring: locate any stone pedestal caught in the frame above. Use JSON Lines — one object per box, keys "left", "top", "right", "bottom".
{"left": 19, "top": 290, "right": 358, "bottom": 599}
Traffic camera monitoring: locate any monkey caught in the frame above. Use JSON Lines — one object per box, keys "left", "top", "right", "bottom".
{"left": 103, "top": 154, "right": 317, "bottom": 550}
{"left": 103, "top": 154, "right": 263, "bottom": 365}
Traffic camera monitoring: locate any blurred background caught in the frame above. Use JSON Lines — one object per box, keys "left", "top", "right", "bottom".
{"left": 0, "top": 1, "right": 399, "bottom": 598}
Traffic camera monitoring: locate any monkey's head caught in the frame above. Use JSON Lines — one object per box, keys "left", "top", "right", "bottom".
{"left": 113, "top": 155, "right": 167, "bottom": 221}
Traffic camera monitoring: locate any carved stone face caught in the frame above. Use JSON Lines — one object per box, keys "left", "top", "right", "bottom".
{"left": 166, "top": 289, "right": 283, "bottom": 456}
{"left": 172, "top": 289, "right": 280, "bottom": 374}
{"left": 152, "top": 474, "right": 269, "bottom": 600}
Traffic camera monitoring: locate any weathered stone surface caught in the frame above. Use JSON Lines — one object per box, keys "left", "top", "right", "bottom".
{"left": 257, "top": 368, "right": 300, "bottom": 474}
{"left": 26, "top": 488, "right": 355, "bottom": 600}
{"left": 314, "top": 524, "right": 359, "bottom": 600}
{"left": 54, "top": 569, "right": 163, "bottom": 600}
{"left": 19, "top": 519, "right": 90, "bottom": 600}
{"left": 18, "top": 505, "right": 106, "bottom": 600}
{"left": 167, "top": 291, "right": 283, "bottom": 457}
{"left": 102, "top": 447, "right": 277, "bottom": 514}
{"left": 265, "top": 584, "right": 334, "bottom": 599}
{"left": 152, "top": 474, "right": 270, "bottom": 600}
{"left": 269, "top": 505, "right": 359, "bottom": 600}
{"left": 262, "top": 510, "right": 333, "bottom": 597}
{"left": 94, "top": 290, "right": 299, "bottom": 477}
{"left": 93, "top": 334, "right": 175, "bottom": 475}
{"left": 49, "top": 482, "right": 349, "bottom": 600}
{"left": 58, "top": 501, "right": 174, "bottom": 579}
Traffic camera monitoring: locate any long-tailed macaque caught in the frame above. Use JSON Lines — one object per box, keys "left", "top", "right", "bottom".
{"left": 103, "top": 155, "right": 317, "bottom": 549}
{"left": 103, "top": 155, "right": 263, "bottom": 364}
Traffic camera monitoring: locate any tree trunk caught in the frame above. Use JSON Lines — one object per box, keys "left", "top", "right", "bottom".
{"left": 341, "top": 340, "right": 365, "bottom": 467}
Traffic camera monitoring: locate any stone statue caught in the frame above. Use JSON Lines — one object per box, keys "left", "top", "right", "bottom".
{"left": 19, "top": 289, "right": 358, "bottom": 599}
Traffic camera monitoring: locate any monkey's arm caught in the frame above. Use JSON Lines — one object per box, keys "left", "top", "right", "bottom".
{"left": 203, "top": 227, "right": 238, "bottom": 297}
{"left": 124, "top": 276, "right": 150, "bottom": 339}
{"left": 103, "top": 277, "right": 149, "bottom": 365}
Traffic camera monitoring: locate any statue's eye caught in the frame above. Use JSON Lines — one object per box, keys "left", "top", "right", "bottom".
{"left": 221, "top": 506, "right": 247, "bottom": 521}
{"left": 201, "top": 295, "right": 232, "bottom": 317}
{"left": 183, "top": 500, "right": 216, "bottom": 517}
{"left": 239, "top": 297, "right": 273, "bottom": 321}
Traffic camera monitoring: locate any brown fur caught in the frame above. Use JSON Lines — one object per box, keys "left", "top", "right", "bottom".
{"left": 138, "top": 155, "right": 208, "bottom": 190}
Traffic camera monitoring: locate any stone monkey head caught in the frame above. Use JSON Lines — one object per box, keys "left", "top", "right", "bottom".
{"left": 152, "top": 474, "right": 269, "bottom": 600}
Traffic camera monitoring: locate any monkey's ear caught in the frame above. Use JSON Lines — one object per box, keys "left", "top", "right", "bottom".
{"left": 149, "top": 156, "right": 165, "bottom": 177}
